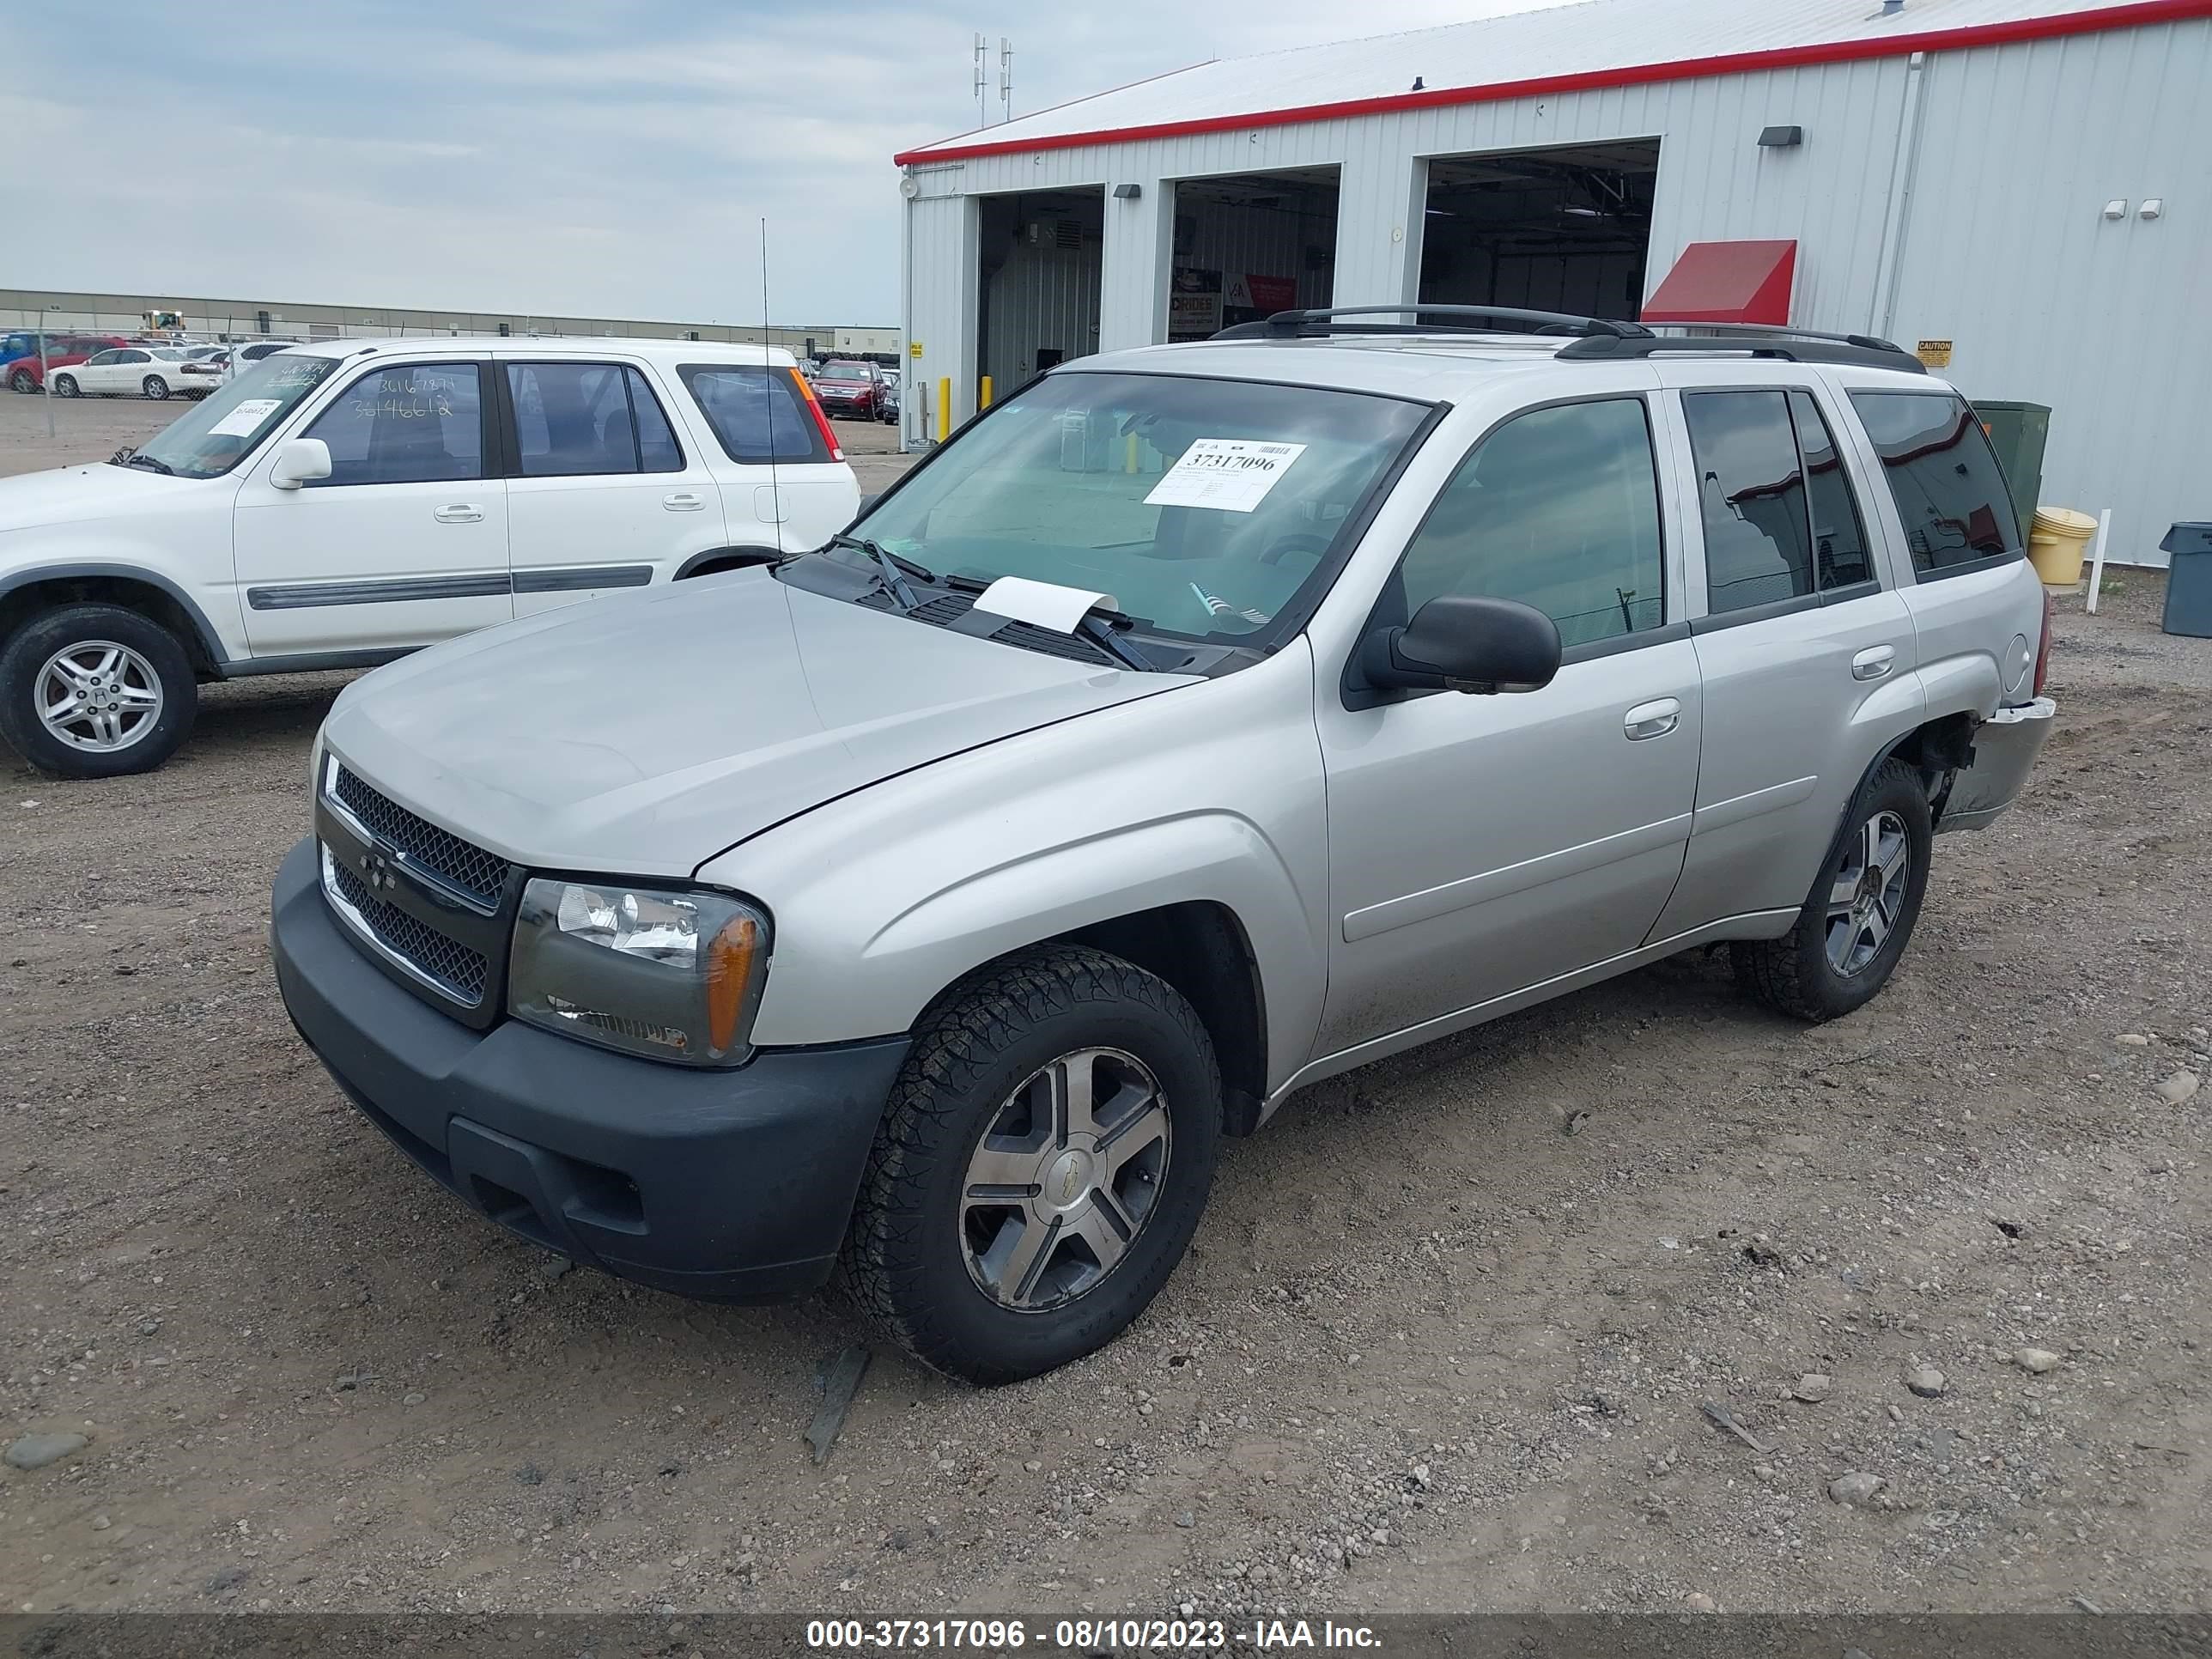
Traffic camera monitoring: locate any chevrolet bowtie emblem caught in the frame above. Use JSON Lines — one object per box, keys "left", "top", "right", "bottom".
{"left": 362, "top": 850, "right": 399, "bottom": 893}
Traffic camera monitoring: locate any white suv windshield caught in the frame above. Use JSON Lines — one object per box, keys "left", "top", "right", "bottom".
{"left": 124, "top": 355, "right": 340, "bottom": 479}
{"left": 854, "top": 371, "right": 1430, "bottom": 647}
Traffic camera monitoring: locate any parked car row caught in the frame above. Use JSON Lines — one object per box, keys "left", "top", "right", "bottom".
{"left": 1, "top": 333, "right": 304, "bottom": 398}
{"left": 804, "top": 357, "right": 900, "bottom": 422}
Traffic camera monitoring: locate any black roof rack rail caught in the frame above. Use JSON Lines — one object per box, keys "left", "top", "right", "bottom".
{"left": 1212, "top": 305, "right": 1655, "bottom": 343}
{"left": 1558, "top": 323, "right": 1927, "bottom": 374}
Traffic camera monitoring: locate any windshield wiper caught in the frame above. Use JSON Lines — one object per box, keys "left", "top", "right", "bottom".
{"left": 826, "top": 532, "right": 930, "bottom": 611}
{"left": 122, "top": 453, "right": 175, "bottom": 476}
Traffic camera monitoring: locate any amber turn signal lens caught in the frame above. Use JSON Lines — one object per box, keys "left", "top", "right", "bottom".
{"left": 705, "top": 915, "right": 763, "bottom": 1054}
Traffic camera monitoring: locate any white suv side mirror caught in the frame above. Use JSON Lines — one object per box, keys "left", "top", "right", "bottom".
{"left": 269, "top": 437, "right": 331, "bottom": 490}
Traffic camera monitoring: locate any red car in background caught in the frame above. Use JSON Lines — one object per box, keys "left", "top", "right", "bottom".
{"left": 809, "top": 359, "right": 892, "bottom": 421}
{"left": 5, "top": 336, "right": 129, "bottom": 393}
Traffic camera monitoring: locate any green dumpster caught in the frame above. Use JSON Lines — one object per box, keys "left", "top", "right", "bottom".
{"left": 1973, "top": 400, "right": 2051, "bottom": 540}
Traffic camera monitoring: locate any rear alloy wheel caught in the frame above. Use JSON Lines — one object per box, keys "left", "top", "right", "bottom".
{"left": 143, "top": 374, "right": 170, "bottom": 400}
{"left": 0, "top": 605, "right": 198, "bottom": 778}
{"left": 844, "top": 945, "right": 1222, "bottom": 1383}
{"left": 1732, "top": 756, "right": 1932, "bottom": 1021}
{"left": 52, "top": 374, "right": 78, "bottom": 398}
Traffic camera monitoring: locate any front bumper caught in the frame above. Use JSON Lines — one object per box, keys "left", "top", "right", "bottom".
{"left": 1939, "top": 696, "right": 2057, "bottom": 833}
{"left": 270, "top": 837, "right": 909, "bottom": 1301}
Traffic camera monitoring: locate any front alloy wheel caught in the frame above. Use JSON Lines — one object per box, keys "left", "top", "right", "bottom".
{"left": 961, "top": 1048, "right": 1170, "bottom": 1311}
{"left": 844, "top": 945, "right": 1222, "bottom": 1383}
{"left": 36, "top": 640, "right": 164, "bottom": 754}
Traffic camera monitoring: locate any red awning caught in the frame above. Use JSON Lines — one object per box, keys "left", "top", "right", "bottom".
{"left": 1642, "top": 240, "right": 1796, "bottom": 325}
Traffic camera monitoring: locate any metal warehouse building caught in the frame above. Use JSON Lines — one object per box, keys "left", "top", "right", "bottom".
{"left": 894, "top": 0, "right": 2209, "bottom": 564}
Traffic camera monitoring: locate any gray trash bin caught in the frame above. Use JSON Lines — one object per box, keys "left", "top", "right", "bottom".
{"left": 2160, "top": 524, "right": 2212, "bottom": 639}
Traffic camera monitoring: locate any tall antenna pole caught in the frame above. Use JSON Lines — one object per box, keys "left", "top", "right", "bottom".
{"left": 973, "top": 33, "right": 987, "bottom": 129}
{"left": 761, "top": 217, "right": 781, "bottom": 526}
{"left": 999, "top": 37, "right": 1012, "bottom": 123}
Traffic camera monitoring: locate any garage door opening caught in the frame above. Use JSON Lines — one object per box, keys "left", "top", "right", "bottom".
{"left": 1417, "top": 141, "right": 1660, "bottom": 322}
{"left": 977, "top": 186, "right": 1105, "bottom": 399}
{"left": 1167, "top": 166, "right": 1340, "bottom": 339}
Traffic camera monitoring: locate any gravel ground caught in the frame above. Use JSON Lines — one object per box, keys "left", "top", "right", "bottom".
{"left": 2, "top": 387, "right": 2208, "bottom": 1617}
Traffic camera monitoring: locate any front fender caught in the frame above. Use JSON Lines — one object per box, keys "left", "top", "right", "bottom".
{"left": 704, "top": 645, "right": 1331, "bottom": 1090}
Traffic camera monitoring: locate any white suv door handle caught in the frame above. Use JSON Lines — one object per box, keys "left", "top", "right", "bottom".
{"left": 662, "top": 491, "right": 707, "bottom": 512}
{"left": 433, "top": 504, "right": 483, "bottom": 524}
{"left": 1624, "top": 697, "right": 1681, "bottom": 740}
{"left": 1852, "top": 645, "right": 1898, "bottom": 681}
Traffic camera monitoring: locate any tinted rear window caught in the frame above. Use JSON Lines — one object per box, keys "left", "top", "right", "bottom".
{"left": 678, "top": 364, "right": 829, "bottom": 464}
{"left": 1849, "top": 391, "right": 2021, "bottom": 575}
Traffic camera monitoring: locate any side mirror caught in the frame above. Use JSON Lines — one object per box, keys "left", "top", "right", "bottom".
{"left": 269, "top": 436, "right": 331, "bottom": 490}
{"left": 1364, "top": 594, "right": 1561, "bottom": 696}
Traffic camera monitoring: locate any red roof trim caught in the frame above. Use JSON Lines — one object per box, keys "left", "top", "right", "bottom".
{"left": 893, "top": 0, "right": 2212, "bottom": 166}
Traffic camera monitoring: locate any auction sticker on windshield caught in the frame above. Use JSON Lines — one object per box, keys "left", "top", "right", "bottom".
{"left": 210, "top": 398, "right": 283, "bottom": 438}
{"left": 1143, "top": 438, "right": 1306, "bottom": 514}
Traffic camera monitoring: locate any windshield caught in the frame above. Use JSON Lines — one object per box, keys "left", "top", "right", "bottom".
{"left": 853, "top": 370, "right": 1430, "bottom": 647}
{"left": 819, "top": 363, "right": 871, "bottom": 381}
{"left": 125, "top": 354, "right": 341, "bottom": 479}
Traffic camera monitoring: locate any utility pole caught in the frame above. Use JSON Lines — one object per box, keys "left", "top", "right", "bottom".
{"left": 973, "top": 33, "right": 988, "bottom": 129}
{"left": 999, "top": 37, "right": 1013, "bottom": 123}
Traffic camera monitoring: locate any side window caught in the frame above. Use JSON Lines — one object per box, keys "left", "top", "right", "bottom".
{"left": 1788, "top": 390, "right": 1874, "bottom": 591}
{"left": 507, "top": 362, "right": 637, "bottom": 477}
{"left": 625, "top": 368, "right": 684, "bottom": 472}
{"left": 304, "top": 362, "right": 483, "bottom": 486}
{"left": 87, "top": 350, "right": 119, "bottom": 366}
{"left": 678, "top": 364, "right": 828, "bottom": 465}
{"left": 1848, "top": 391, "right": 2021, "bottom": 575}
{"left": 117, "top": 349, "right": 149, "bottom": 365}
{"left": 1684, "top": 390, "right": 1814, "bottom": 615}
{"left": 1397, "top": 398, "right": 1665, "bottom": 648}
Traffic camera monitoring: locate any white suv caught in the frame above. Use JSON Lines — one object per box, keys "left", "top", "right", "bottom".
{"left": 0, "top": 337, "right": 860, "bottom": 776}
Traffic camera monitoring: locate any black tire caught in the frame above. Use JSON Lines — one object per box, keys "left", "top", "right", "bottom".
{"left": 0, "top": 605, "right": 198, "bottom": 779}
{"left": 842, "top": 944, "right": 1223, "bottom": 1384}
{"left": 142, "top": 375, "right": 169, "bottom": 400}
{"left": 1732, "top": 756, "right": 1932, "bottom": 1021}
{"left": 8, "top": 369, "right": 32, "bottom": 394}
{"left": 52, "top": 374, "right": 78, "bottom": 398}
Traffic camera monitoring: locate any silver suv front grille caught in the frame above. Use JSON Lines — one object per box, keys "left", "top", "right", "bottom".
{"left": 328, "top": 763, "right": 513, "bottom": 910}
{"left": 320, "top": 846, "right": 492, "bottom": 1006}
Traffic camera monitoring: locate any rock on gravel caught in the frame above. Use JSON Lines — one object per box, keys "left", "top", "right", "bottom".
{"left": 2015, "top": 1347, "right": 2064, "bottom": 1374}
{"left": 1793, "top": 1374, "right": 1832, "bottom": 1403}
{"left": 1906, "top": 1367, "right": 1948, "bottom": 1399}
{"left": 5, "top": 1431, "right": 88, "bottom": 1471}
{"left": 1828, "top": 1472, "right": 1885, "bottom": 1506}
{"left": 2154, "top": 1070, "right": 2201, "bottom": 1104}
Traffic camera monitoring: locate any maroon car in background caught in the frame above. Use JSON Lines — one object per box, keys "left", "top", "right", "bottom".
{"left": 5, "top": 335, "right": 129, "bottom": 393}
{"left": 809, "top": 358, "right": 890, "bottom": 421}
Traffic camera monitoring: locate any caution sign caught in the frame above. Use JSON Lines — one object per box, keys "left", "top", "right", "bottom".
{"left": 1916, "top": 339, "right": 1954, "bottom": 368}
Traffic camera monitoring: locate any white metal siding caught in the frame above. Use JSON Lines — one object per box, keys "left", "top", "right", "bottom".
{"left": 1887, "top": 18, "right": 2212, "bottom": 563}
{"left": 903, "top": 19, "right": 2209, "bottom": 565}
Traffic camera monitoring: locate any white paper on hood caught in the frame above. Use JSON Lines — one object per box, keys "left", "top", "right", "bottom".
{"left": 209, "top": 398, "right": 283, "bottom": 438}
{"left": 1142, "top": 437, "right": 1307, "bottom": 514}
{"left": 970, "top": 575, "right": 1118, "bottom": 635}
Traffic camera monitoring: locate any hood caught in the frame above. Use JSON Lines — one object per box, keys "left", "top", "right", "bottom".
{"left": 319, "top": 568, "right": 1197, "bottom": 878}
{"left": 0, "top": 464, "right": 204, "bottom": 533}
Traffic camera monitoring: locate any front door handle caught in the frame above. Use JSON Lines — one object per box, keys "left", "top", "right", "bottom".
{"left": 1852, "top": 645, "right": 1898, "bottom": 681}
{"left": 1624, "top": 697, "right": 1681, "bottom": 741}
{"left": 662, "top": 491, "right": 707, "bottom": 512}
{"left": 433, "top": 504, "right": 483, "bottom": 524}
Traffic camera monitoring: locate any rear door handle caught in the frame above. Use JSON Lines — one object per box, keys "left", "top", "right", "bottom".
{"left": 662, "top": 491, "right": 707, "bottom": 512}
{"left": 1852, "top": 645, "right": 1898, "bottom": 681}
{"left": 433, "top": 504, "right": 483, "bottom": 524}
{"left": 1624, "top": 697, "right": 1681, "bottom": 740}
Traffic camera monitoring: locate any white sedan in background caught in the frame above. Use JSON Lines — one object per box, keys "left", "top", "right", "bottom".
{"left": 220, "top": 339, "right": 297, "bottom": 382}
{"left": 50, "top": 346, "right": 220, "bottom": 401}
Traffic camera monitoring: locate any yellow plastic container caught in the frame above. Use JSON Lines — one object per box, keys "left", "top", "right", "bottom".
{"left": 2028, "top": 506, "right": 2097, "bottom": 586}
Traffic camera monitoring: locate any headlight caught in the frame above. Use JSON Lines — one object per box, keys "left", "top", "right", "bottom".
{"left": 507, "top": 878, "right": 769, "bottom": 1067}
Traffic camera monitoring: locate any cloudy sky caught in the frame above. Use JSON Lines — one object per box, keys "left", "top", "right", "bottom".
{"left": 7, "top": 0, "right": 1565, "bottom": 328}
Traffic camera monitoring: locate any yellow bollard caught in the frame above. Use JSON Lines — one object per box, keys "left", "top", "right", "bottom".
{"left": 979, "top": 375, "right": 994, "bottom": 410}
{"left": 1125, "top": 433, "right": 1138, "bottom": 474}
{"left": 937, "top": 376, "right": 952, "bottom": 440}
